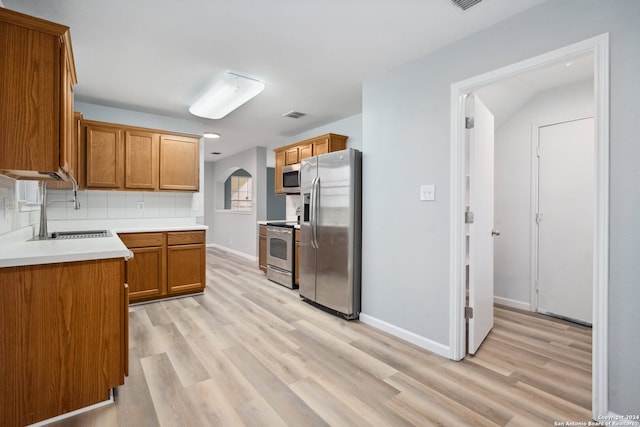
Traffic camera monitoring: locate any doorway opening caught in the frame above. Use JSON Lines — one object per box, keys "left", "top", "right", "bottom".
{"left": 449, "top": 34, "right": 609, "bottom": 419}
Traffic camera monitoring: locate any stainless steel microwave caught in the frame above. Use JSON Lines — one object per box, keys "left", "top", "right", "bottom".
{"left": 282, "top": 163, "right": 301, "bottom": 193}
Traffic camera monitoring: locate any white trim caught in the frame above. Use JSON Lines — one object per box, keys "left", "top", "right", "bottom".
{"left": 449, "top": 34, "right": 609, "bottom": 419}
{"left": 27, "top": 390, "right": 114, "bottom": 427}
{"left": 360, "top": 313, "right": 450, "bottom": 358}
{"left": 494, "top": 296, "right": 530, "bottom": 312}
{"left": 206, "top": 243, "right": 257, "bottom": 262}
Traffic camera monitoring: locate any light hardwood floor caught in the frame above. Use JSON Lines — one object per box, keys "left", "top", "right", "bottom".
{"left": 47, "top": 248, "right": 592, "bottom": 426}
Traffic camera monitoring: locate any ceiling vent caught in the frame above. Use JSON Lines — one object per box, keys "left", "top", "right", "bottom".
{"left": 210, "top": 152, "right": 222, "bottom": 155}
{"left": 451, "top": 0, "right": 482, "bottom": 10}
{"left": 283, "top": 110, "right": 307, "bottom": 119}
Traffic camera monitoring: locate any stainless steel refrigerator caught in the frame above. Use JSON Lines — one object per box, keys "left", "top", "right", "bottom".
{"left": 299, "top": 148, "right": 362, "bottom": 319}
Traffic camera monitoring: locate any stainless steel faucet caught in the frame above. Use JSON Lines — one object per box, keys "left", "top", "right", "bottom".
{"left": 38, "top": 176, "right": 81, "bottom": 238}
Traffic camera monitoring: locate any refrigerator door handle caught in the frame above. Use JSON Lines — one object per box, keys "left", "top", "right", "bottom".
{"left": 311, "top": 176, "right": 319, "bottom": 248}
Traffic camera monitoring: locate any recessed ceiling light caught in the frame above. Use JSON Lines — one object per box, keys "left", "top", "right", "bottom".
{"left": 203, "top": 132, "right": 220, "bottom": 139}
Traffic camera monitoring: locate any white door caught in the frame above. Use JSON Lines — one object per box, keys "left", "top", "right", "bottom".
{"left": 467, "top": 94, "right": 495, "bottom": 354}
{"left": 537, "top": 117, "right": 594, "bottom": 325}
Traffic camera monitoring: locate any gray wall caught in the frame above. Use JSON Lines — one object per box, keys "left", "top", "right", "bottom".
{"left": 361, "top": 0, "right": 639, "bottom": 414}
{"left": 266, "top": 167, "right": 286, "bottom": 220}
{"left": 204, "top": 146, "right": 267, "bottom": 257}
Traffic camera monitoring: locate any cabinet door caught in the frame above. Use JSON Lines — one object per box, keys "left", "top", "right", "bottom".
{"left": 0, "top": 259, "right": 124, "bottom": 426}
{"left": 126, "top": 246, "right": 164, "bottom": 302}
{"left": 0, "top": 16, "right": 60, "bottom": 174}
{"left": 275, "top": 151, "right": 285, "bottom": 194}
{"left": 299, "top": 143, "right": 313, "bottom": 161}
{"left": 159, "top": 135, "right": 199, "bottom": 191}
{"left": 313, "top": 137, "right": 329, "bottom": 156}
{"left": 285, "top": 147, "right": 299, "bottom": 165}
{"left": 125, "top": 130, "right": 158, "bottom": 190}
{"left": 259, "top": 225, "right": 267, "bottom": 272}
{"left": 167, "top": 244, "right": 206, "bottom": 295}
{"left": 48, "top": 112, "right": 83, "bottom": 190}
{"left": 86, "top": 124, "right": 123, "bottom": 188}
{"left": 59, "top": 49, "right": 75, "bottom": 175}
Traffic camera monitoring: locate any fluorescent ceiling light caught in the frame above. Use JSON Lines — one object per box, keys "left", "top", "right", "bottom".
{"left": 189, "top": 72, "right": 265, "bottom": 119}
{"left": 203, "top": 132, "right": 220, "bottom": 139}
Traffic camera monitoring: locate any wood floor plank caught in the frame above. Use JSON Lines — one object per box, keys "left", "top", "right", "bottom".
{"left": 43, "top": 247, "right": 593, "bottom": 426}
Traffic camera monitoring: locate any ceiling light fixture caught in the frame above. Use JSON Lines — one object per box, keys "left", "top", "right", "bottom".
{"left": 203, "top": 132, "right": 221, "bottom": 139}
{"left": 189, "top": 72, "right": 265, "bottom": 120}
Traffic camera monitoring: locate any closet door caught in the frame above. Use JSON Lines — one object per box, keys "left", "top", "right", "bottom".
{"left": 537, "top": 117, "right": 594, "bottom": 324}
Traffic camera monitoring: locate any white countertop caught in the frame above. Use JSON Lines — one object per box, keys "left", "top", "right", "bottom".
{"left": 0, "top": 218, "right": 208, "bottom": 268}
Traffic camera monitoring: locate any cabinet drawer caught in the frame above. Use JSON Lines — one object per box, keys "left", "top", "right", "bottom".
{"left": 167, "top": 230, "right": 205, "bottom": 246}
{"left": 259, "top": 224, "right": 267, "bottom": 237}
{"left": 295, "top": 228, "right": 300, "bottom": 242}
{"left": 118, "top": 232, "right": 163, "bottom": 248}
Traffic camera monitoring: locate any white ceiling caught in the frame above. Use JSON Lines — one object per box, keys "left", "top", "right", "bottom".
{"left": 4, "top": 0, "right": 550, "bottom": 162}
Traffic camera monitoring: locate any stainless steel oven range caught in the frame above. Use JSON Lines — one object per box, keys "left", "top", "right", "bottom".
{"left": 266, "top": 223, "right": 296, "bottom": 289}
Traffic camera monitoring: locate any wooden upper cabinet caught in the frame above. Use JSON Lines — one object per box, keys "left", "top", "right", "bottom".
{"left": 47, "top": 111, "right": 83, "bottom": 190}
{"left": 0, "top": 8, "right": 77, "bottom": 181}
{"left": 85, "top": 123, "right": 124, "bottom": 189}
{"left": 80, "top": 119, "right": 200, "bottom": 192}
{"left": 159, "top": 135, "right": 200, "bottom": 191}
{"left": 125, "top": 130, "right": 158, "bottom": 190}
{"left": 275, "top": 151, "right": 285, "bottom": 194}
{"left": 285, "top": 147, "right": 300, "bottom": 165}
{"left": 299, "top": 143, "right": 313, "bottom": 161}
{"left": 273, "top": 133, "right": 348, "bottom": 194}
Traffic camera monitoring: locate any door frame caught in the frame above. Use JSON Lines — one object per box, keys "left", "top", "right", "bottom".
{"left": 448, "top": 34, "right": 609, "bottom": 418}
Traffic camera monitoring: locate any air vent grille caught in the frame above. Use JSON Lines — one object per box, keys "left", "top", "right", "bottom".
{"left": 451, "top": 0, "right": 482, "bottom": 10}
{"left": 283, "top": 110, "right": 306, "bottom": 119}
{"left": 210, "top": 152, "right": 222, "bottom": 155}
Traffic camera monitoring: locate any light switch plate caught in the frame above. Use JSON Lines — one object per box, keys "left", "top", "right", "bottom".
{"left": 420, "top": 184, "right": 435, "bottom": 201}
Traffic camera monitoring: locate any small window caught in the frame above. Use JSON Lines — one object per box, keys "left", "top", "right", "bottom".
{"left": 225, "top": 169, "right": 252, "bottom": 212}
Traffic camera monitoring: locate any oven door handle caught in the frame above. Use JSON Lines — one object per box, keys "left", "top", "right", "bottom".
{"left": 310, "top": 176, "right": 319, "bottom": 249}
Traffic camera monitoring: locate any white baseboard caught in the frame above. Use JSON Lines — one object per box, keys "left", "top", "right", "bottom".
{"left": 359, "top": 313, "right": 450, "bottom": 358}
{"left": 206, "top": 243, "right": 257, "bottom": 262}
{"left": 493, "top": 295, "right": 531, "bottom": 312}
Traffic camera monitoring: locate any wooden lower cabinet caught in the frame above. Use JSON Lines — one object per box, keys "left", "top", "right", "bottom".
{"left": 295, "top": 228, "right": 300, "bottom": 285}
{"left": 0, "top": 258, "right": 127, "bottom": 427}
{"left": 259, "top": 224, "right": 267, "bottom": 273}
{"left": 119, "top": 230, "right": 206, "bottom": 303}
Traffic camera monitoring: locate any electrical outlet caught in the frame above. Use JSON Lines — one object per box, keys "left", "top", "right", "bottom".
{"left": 137, "top": 201, "right": 144, "bottom": 212}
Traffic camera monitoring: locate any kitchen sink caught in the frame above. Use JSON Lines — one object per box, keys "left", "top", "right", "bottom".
{"left": 30, "top": 230, "right": 112, "bottom": 241}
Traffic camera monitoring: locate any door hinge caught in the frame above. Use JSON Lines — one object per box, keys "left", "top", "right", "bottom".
{"left": 465, "top": 306, "right": 474, "bottom": 319}
{"left": 465, "top": 211, "right": 474, "bottom": 224}
{"left": 535, "top": 213, "right": 543, "bottom": 224}
{"left": 465, "top": 117, "right": 475, "bottom": 129}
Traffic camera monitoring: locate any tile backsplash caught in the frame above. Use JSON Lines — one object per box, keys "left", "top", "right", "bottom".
{"left": 46, "top": 189, "right": 196, "bottom": 221}
{"left": 0, "top": 176, "right": 198, "bottom": 236}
